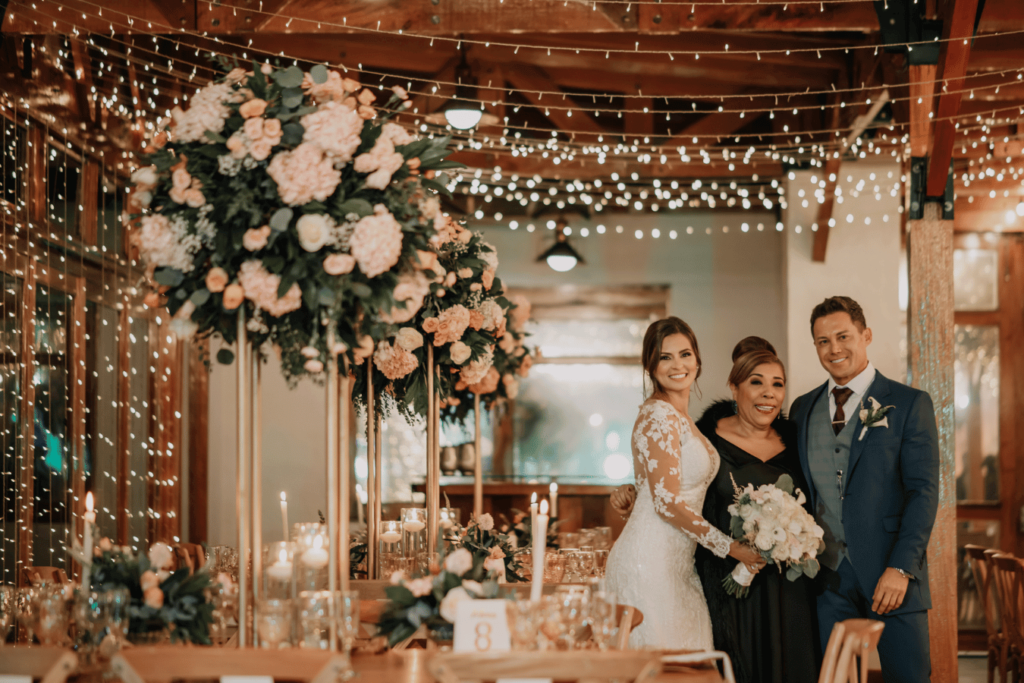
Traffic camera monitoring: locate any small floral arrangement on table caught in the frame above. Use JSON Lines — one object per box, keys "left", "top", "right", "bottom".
{"left": 378, "top": 547, "right": 499, "bottom": 646}
{"left": 441, "top": 293, "right": 535, "bottom": 425}
{"left": 723, "top": 474, "right": 825, "bottom": 598}
{"left": 455, "top": 513, "right": 527, "bottom": 583}
{"left": 129, "top": 58, "right": 460, "bottom": 381}
{"left": 354, "top": 218, "right": 508, "bottom": 419}
{"left": 88, "top": 541, "right": 217, "bottom": 644}
{"left": 507, "top": 510, "right": 562, "bottom": 551}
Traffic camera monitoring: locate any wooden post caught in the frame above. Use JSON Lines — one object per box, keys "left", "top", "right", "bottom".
{"left": 116, "top": 307, "right": 131, "bottom": 545}
{"left": 17, "top": 262, "right": 36, "bottom": 586}
{"left": 188, "top": 338, "right": 209, "bottom": 544}
{"left": 906, "top": 201, "right": 956, "bottom": 683}
{"left": 69, "top": 277, "right": 87, "bottom": 582}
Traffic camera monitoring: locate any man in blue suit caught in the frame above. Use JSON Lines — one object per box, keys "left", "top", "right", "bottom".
{"left": 791, "top": 296, "right": 939, "bottom": 683}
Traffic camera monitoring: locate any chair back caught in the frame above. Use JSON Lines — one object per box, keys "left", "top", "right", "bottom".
{"left": 22, "top": 567, "right": 70, "bottom": 586}
{"left": 965, "top": 545, "right": 1000, "bottom": 638}
{"left": 613, "top": 604, "right": 644, "bottom": 650}
{"left": 427, "top": 651, "right": 662, "bottom": 683}
{"left": 992, "top": 555, "right": 1024, "bottom": 656}
{"left": 661, "top": 651, "right": 736, "bottom": 683}
{"left": 818, "top": 619, "right": 884, "bottom": 683}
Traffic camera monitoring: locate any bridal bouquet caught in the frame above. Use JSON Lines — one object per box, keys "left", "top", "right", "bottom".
{"left": 723, "top": 474, "right": 825, "bottom": 598}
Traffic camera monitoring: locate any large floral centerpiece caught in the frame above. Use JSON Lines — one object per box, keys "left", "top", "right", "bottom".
{"left": 354, "top": 217, "right": 507, "bottom": 417}
{"left": 129, "top": 60, "right": 459, "bottom": 378}
{"left": 88, "top": 540, "right": 216, "bottom": 644}
{"left": 441, "top": 293, "right": 534, "bottom": 424}
{"left": 454, "top": 513, "right": 526, "bottom": 582}
{"left": 378, "top": 547, "right": 499, "bottom": 646}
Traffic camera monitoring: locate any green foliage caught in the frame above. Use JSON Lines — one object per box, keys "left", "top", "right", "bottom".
{"left": 455, "top": 518, "right": 527, "bottom": 583}
{"left": 90, "top": 549, "right": 216, "bottom": 644}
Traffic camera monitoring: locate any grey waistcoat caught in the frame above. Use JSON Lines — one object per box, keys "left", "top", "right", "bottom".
{"left": 807, "top": 392, "right": 857, "bottom": 570}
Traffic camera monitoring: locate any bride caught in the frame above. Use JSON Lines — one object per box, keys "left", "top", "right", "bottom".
{"left": 604, "top": 317, "right": 764, "bottom": 650}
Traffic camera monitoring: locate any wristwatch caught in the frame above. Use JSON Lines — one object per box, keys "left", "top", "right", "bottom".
{"left": 893, "top": 567, "right": 914, "bottom": 580}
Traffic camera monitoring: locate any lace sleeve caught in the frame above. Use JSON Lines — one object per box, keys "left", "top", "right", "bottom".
{"left": 634, "top": 402, "right": 734, "bottom": 559}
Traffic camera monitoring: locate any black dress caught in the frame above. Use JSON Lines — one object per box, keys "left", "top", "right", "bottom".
{"left": 695, "top": 401, "right": 820, "bottom": 683}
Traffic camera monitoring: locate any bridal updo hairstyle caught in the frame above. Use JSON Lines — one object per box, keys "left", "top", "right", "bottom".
{"left": 642, "top": 317, "right": 703, "bottom": 398}
{"left": 727, "top": 336, "right": 786, "bottom": 388}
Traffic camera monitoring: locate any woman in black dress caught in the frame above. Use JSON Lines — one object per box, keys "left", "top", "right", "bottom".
{"left": 611, "top": 336, "right": 820, "bottom": 683}
{"left": 694, "top": 337, "right": 819, "bottom": 683}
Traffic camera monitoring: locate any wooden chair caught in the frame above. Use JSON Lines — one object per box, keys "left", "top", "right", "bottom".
{"left": 818, "top": 619, "right": 885, "bottom": 683}
{"left": 111, "top": 646, "right": 348, "bottom": 683}
{"left": 661, "top": 651, "right": 736, "bottom": 683}
{"left": 614, "top": 604, "right": 644, "bottom": 650}
{"left": 172, "top": 543, "right": 206, "bottom": 574}
{"left": 427, "top": 651, "right": 662, "bottom": 683}
{"left": 966, "top": 546, "right": 1006, "bottom": 683}
{"left": 21, "top": 567, "right": 70, "bottom": 586}
{"left": 992, "top": 555, "right": 1024, "bottom": 683}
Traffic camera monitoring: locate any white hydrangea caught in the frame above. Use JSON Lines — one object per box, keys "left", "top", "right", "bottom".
{"left": 170, "top": 82, "right": 234, "bottom": 143}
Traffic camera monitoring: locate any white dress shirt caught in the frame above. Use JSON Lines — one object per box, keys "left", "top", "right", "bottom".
{"left": 827, "top": 361, "right": 876, "bottom": 423}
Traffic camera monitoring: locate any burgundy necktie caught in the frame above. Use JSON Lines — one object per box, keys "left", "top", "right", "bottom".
{"left": 832, "top": 386, "right": 854, "bottom": 436}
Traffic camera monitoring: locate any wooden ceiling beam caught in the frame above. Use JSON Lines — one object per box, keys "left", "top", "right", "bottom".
{"left": 928, "top": 0, "right": 982, "bottom": 197}
{"left": 503, "top": 63, "right": 605, "bottom": 134}
{"left": 660, "top": 110, "right": 759, "bottom": 150}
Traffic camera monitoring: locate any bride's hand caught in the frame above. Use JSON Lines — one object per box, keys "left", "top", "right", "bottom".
{"left": 729, "top": 542, "right": 766, "bottom": 573}
{"left": 611, "top": 485, "right": 637, "bottom": 518}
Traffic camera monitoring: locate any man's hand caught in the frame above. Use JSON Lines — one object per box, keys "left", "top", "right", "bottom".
{"left": 611, "top": 485, "right": 637, "bottom": 518}
{"left": 871, "top": 567, "right": 910, "bottom": 615}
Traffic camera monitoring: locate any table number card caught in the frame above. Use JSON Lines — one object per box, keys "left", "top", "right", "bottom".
{"left": 454, "top": 600, "right": 550, "bottom": 683}
{"left": 0, "top": 676, "right": 33, "bottom": 683}
{"left": 220, "top": 676, "right": 274, "bottom": 683}
{"left": 454, "top": 599, "right": 511, "bottom": 653}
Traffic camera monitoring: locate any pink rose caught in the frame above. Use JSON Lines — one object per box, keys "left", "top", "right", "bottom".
{"left": 482, "top": 269, "right": 495, "bottom": 290}
{"left": 263, "top": 118, "right": 282, "bottom": 138}
{"left": 239, "top": 98, "right": 267, "bottom": 118}
{"left": 169, "top": 187, "right": 188, "bottom": 205}
{"left": 172, "top": 168, "right": 191, "bottom": 191}
{"left": 206, "top": 267, "right": 229, "bottom": 293}
{"left": 431, "top": 305, "right": 471, "bottom": 346}
{"left": 243, "top": 117, "right": 264, "bottom": 140}
{"left": 243, "top": 225, "right": 271, "bottom": 251}
{"left": 449, "top": 341, "right": 471, "bottom": 364}
{"left": 250, "top": 139, "right": 273, "bottom": 161}
{"left": 143, "top": 586, "right": 164, "bottom": 609}
{"left": 226, "top": 134, "right": 245, "bottom": 153}
{"left": 468, "top": 367, "right": 501, "bottom": 395}
{"left": 304, "top": 359, "right": 324, "bottom": 373}
{"left": 185, "top": 189, "right": 206, "bottom": 208}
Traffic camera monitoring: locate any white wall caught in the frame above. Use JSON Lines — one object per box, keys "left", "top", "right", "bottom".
{"left": 206, "top": 211, "right": 788, "bottom": 545}
{"left": 782, "top": 161, "right": 904, "bottom": 406}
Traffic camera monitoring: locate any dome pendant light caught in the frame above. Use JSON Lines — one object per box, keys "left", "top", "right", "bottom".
{"left": 538, "top": 219, "right": 585, "bottom": 272}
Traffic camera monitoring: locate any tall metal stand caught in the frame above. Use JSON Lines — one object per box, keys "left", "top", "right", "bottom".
{"left": 365, "top": 363, "right": 378, "bottom": 579}
{"left": 338, "top": 361, "right": 351, "bottom": 593}
{"left": 250, "top": 350, "right": 262, "bottom": 647}
{"left": 235, "top": 310, "right": 250, "bottom": 648}
{"left": 473, "top": 393, "right": 483, "bottom": 520}
{"left": 326, "top": 333, "right": 340, "bottom": 650}
{"left": 425, "top": 346, "right": 439, "bottom": 555}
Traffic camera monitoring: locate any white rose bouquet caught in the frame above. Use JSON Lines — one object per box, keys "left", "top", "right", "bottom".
{"left": 723, "top": 474, "right": 825, "bottom": 598}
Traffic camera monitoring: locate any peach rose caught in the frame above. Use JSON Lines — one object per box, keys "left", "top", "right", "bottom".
{"left": 482, "top": 269, "right": 495, "bottom": 290}
{"left": 243, "top": 225, "right": 271, "bottom": 251}
{"left": 263, "top": 118, "right": 282, "bottom": 138}
{"left": 422, "top": 318, "right": 439, "bottom": 333}
{"left": 169, "top": 187, "right": 188, "bottom": 204}
{"left": 406, "top": 157, "right": 421, "bottom": 170}
{"left": 353, "top": 335, "right": 375, "bottom": 365}
{"left": 469, "top": 310, "right": 484, "bottom": 331}
{"left": 226, "top": 134, "right": 245, "bottom": 152}
{"left": 143, "top": 586, "right": 164, "bottom": 609}
{"left": 140, "top": 570, "right": 160, "bottom": 592}
{"left": 223, "top": 284, "right": 245, "bottom": 310}
{"left": 457, "top": 268, "right": 473, "bottom": 279}
{"left": 304, "top": 359, "right": 324, "bottom": 373}
{"left": 323, "top": 254, "right": 356, "bottom": 275}
{"left": 517, "top": 353, "right": 533, "bottom": 377}
{"left": 250, "top": 139, "right": 273, "bottom": 161}
{"left": 172, "top": 168, "right": 191, "bottom": 191}
{"left": 343, "top": 78, "right": 362, "bottom": 93}
{"left": 450, "top": 341, "right": 471, "bottom": 364}
{"left": 469, "top": 366, "right": 501, "bottom": 395}
{"left": 357, "top": 89, "right": 376, "bottom": 105}
{"left": 358, "top": 105, "right": 375, "bottom": 120}
{"left": 239, "top": 98, "right": 267, "bottom": 119}
{"left": 185, "top": 189, "right": 206, "bottom": 208}
{"left": 143, "top": 291, "right": 161, "bottom": 308}
{"left": 206, "top": 267, "right": 229, "bottom": 293}
{"left": 243, "top": 117, "right": 264, "bottom": 140}
{"left": 415, "top": 250, "right": 437, "bottom": 271}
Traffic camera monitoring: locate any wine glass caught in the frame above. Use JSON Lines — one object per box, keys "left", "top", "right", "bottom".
{"left": 589, "top": 590, "right": 618, "bottom": 650}
{"left": 33, "top": 587, "right": 71, "bottom": 646}
{"left": 257, "top": 598, "right": 293, "bottom": 649}
{"left": 593, "top": 549, "right": 610, "bottom": 578}
{"left": 576, "top": 547, "right": 596, "bottom": 579}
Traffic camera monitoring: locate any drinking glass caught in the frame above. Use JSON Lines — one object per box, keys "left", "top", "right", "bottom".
{"left": 297, "top": 590, "right": 334, "bottom": 649}
{"left": 589, "top": 590, "right": 618, "bottom": 650}
{"left": 74, "top": 590, "right": 108, "bottom": 658}
{"left": 592, "top": 527, "right": 613, "bottom": 550}
{"left": 557, "top": 532, "right": 580, "bottom": 549}
{"left": 558, "top": 549, "right": 581, "bottom": 582}
{"left": 576, "top": 546, "right": 596, "bottom": 579}
{"left": 556, "top": 586, "right": 590, "bottom": 650}
{"left": 294, "top": 524, "right": 329, "bottom": 591}
{"left": 263, "top": 542, "right": 297, "bottom": 600}
{"left": 257, "top": 598, "right": 293, "bottom": 649}
{"left": 0, "top": 586, "right": 14, "bottom": 645}
{"left": 33, "top": 587, "right": 71, "bottom": 646}
{"left": 378, "top": 521, "right": 403, "bottom": 577}
{"left": 593, "top": 549, "right": 610, "bottom": 578}
{"left": 337, "top": 590, "right": 360, "bottom": 654}
{"left": 506, "top": 598, "right": 538, "bottom": 651}
{"left": 105, "top": 587, "right": 131, "bottom": 646}
{"left": 543, "top": 553, "right": 566, "bottom": 583}
{"left": 400, "top": 508, "right": 428, "bottom": 572}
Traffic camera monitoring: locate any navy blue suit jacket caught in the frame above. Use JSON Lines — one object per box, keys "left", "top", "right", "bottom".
{"left": 790, "top": 371, "right": 939, "bottom": 614}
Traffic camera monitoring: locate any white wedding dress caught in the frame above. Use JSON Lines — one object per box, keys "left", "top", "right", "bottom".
{"left": 604, "top": 399, "right": 734, "bottom": 650}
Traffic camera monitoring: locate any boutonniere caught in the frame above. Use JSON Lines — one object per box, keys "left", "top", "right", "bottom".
{"left": 858, "top": 396, "right": 894, "bottom": 441}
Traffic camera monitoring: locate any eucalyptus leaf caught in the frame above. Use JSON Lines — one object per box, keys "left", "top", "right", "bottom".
{"left": 189, "top": 289, "right": 211, "bottom": 306}
{"left": 276, "top": 65, "right": 304, "bottom": 88}
{"left": 336, "top": 198, "right": 373, "bottom": 217}
{"left": 203, "top": 130, "right": 227, "bottom": 144}
{"left": 281, "top": 122, "right": 304, "bottom": 147}
{"left": 270, "top": 208, "right": 293, "bottom": 232}
{"left": 153, "top": 268, "right": 184, "bottom": 287}
{"left": 216, "top": 349, "right": 235, "bottom": 365}
{"left": 310, "top": 64, "right": 329, "bottom": 84}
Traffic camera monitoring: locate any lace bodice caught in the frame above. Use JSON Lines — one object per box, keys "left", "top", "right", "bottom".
{"left": 632, "top": 400, "right": 733, "bottom": 559}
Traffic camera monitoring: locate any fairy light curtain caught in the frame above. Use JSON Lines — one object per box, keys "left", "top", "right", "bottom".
{"left": 0, "top": 106, "right": 185, "bottom": 587}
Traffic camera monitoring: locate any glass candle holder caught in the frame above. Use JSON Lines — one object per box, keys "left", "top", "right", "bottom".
{"left": 400, "top": 508, "right": 427, "bottom": 572}
{"left": 439, "top": 507, "right": 461, "bottom": 535}
{"left": 262, "top": 542, "right": 296, "bottom": 600}
{"left": 379, "top": 521, "right": 403, "bottom": 578}
{"left": 257, "top": 598, "right": 293, "bottom": 649}
{"left": 297, "top": 590, "right": 334, "bottom": 650}
{"left": 294, "top": 523, "right": 330, "bottom": 591}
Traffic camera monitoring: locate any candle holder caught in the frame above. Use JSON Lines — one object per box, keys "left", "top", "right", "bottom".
{"left": 256, "top": 598, "right": 293, "bottom": 649}
{"left": 262, "top": 542, "right": 296, "bottom": 600}
{"left": 400, "top": 508, "right": 428, "bottom": 574}
{"left": 378, "top": 521, "right": 403, "bottom": 578}
{"left": 439, "top": 507, "right": 461, "bottom": 534}
{"left": 294, "top": 524, "right": 330, "bottom": 591}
